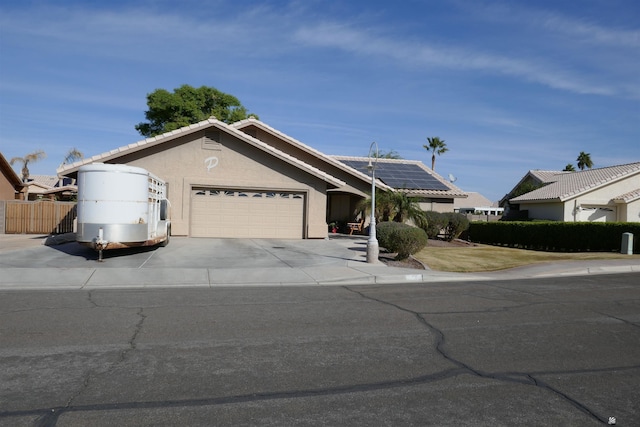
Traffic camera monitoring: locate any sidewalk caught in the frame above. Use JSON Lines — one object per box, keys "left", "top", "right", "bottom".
{"left": 0, "top": 233, "right": 638, "bottom": 290}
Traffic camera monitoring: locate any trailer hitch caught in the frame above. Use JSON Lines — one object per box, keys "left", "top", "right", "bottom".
{"left": 95, "top": 227, "right": 108, "bottom": 262}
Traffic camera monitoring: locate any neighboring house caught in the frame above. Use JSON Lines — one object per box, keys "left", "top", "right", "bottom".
{"left": 454, "top": 192, "right": 503, "bottom": 216}
{"left": 58, "top": 117, "right": 466, "bottom": 239}
{"left": 505, "top": 162, "right": 640, "bottom": 222}
{"left": 21, "top": 175, "right": 77, "bottom": 201}
{"left": 0, "top": 152, "right": 24, "bottom": 200}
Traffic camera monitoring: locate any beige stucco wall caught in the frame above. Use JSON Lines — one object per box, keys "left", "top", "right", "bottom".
{"left": 247, "top": 126, "right": 372, "bottom": 197}
{"left": 521, "top": 202, "right": 565, "bottom": 221}
{"left": 0, "top": 178, "right": 16, "bottom": 200}
{"left": 623, "top": 199, "right": 640, "bottom": 222}
{"left": 418, "top": 200, "right": 455, "bottom": 213}
{"left": 113, "top": 127, "right": 331, "bottom": 238}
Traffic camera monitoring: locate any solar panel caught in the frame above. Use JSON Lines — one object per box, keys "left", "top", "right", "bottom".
{"left": 340, "top": 160, "right": 450, "bottom": 191}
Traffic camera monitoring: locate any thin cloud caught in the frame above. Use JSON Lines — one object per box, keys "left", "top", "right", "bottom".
{"left": 468, "top": 1, "right": 640, "bottom": 48}
{"left": 294, "top": 23, "right": 619, "bottom": 97}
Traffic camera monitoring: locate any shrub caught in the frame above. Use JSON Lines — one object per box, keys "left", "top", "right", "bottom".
{"left": 468, "top": 222, "right": 640, "bottom": 253}
{"left": 376, "top": 221, "right": 428, "bottom": 260}
{"left": 442, "top": 212, "right": 470, "bottom": 242}
{"left": 422, "top": 211, "right": 448, "bottom": 239}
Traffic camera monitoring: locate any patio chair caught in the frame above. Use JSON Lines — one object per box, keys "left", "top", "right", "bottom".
{"left": 347, "top": 219, "right": 365, "bottom": 235}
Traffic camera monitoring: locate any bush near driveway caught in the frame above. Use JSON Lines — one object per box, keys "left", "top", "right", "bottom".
{"left": 376, "top": 221, "right": 429, "bottom": 260}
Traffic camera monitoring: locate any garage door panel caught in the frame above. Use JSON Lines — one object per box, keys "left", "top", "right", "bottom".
{"left": 191, "top": 189, "right": 304, "bottom": 238}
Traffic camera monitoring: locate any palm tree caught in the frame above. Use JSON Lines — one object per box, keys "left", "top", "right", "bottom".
{"left": 356, "top": 190, "right": 426, "bottom": 227}
{"left": 61, "top": 147, "right": 84, "bottom": 166}
{"left": 10, "top": 150, "right": 46, "bottom": 182}
{"left": 423, "top": 137, "right": 448, "bottom": 171}
{"left": 563, "top": 163, "right": 576, "bottom": 172}
{"left": 387, "top": 191, "right": 427, "bottom": 227}
{"left": 576, "top": 152, "right": 593, "bottom": 170}
{"left": 372, "top": 149, "right": 402, "bottom": 159}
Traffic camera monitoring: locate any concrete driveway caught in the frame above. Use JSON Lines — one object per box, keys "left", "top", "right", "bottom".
{"left": 0, "top": 233, "right": 638, "bottom": 289}
{"left": 0, "top": 234, "right": 437, "bottom": 288}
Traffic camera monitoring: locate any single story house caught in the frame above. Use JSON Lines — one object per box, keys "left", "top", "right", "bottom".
{"left": 0, "top": 152, "right": 24, "bottom": 200}
{"left": 504, "top": 162, "right": 640, "bottom": 222}
{"left": 58, "top": 118, "right": 466, "bottom": 239}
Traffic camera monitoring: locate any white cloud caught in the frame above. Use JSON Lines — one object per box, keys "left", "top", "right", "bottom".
{"left": 294, "top": 22, "right": 624, "bottom": 97}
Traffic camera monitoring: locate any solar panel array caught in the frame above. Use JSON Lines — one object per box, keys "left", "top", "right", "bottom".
{"left": 340, "top": 160, "right": 450, "bottom": 191}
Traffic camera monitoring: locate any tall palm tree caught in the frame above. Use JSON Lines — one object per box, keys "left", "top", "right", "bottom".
{"left": 576, "top": 152, "right": 593, "bottom": 170}
{"left": 423, "top": 137, "right": 448, "bottom": 171}
{"left": 61, "top": 147, "right": 84, "bottom": 166}
{"left": 10, "top": 150, "right": 46, "bottom": 182}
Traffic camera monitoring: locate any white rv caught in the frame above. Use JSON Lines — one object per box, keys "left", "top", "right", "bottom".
{"left": 76, "top": 164, "right": 171, "bottom": 257}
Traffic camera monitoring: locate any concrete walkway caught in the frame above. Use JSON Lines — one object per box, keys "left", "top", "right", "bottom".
{"left": 0, "top": 233, "right": 638, "bottom": 290}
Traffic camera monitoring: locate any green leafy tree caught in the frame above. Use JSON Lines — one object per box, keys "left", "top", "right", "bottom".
{"left": 135, "top": 85, "right": 258, "bottom": 137}
{"left": 10, "top": 150, "right": 46, "bottom": 182}
{"left": 423, "top": 137, "right": 448, "bottom": 170}
{"left": 576, "top": 152, "right": 593, "bottom": 170}
{"left": 563, "top": 163, "right": 576, "bottom": 171}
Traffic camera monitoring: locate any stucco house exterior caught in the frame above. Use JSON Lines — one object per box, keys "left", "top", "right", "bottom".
{"left": 1, "top": 152, "right": 24, "bottom": 200}
{"left": 58, "top": 118, "right": 465, "bottom": 239}
{"left": 505, "top": 162, "right": 640, "bottom": 222}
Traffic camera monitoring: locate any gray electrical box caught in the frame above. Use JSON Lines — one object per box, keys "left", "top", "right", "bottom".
{"left": 621, "top": 232, "right": 633, "bottom": 255}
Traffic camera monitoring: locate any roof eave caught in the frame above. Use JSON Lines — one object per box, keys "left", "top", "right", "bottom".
{"left": 232, "top": 119, "right": 392, "bottom": 191}
{"left": 58, "top": 118, "right": 346, "bottom": 188}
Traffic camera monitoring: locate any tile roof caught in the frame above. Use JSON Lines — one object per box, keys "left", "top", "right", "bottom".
{"left": 528, "top": 170, "right": 571, "bottom": 183}
{"left": 232, "top": 118, "right": 393, "bottom": 191}
{"left": 511, "top": 162, "right": 640, "bottom": 202}
{"left": 57, "top": 118, "right": 346, "bottom": 188}
{"left": 613, "top": 189, "right": 640, "bottom": 203}
{"left": 455, "top": 192, "right": 494, "bottom": 207}
{"left": 27, "top": 175, "right": 58, "bottom": 188}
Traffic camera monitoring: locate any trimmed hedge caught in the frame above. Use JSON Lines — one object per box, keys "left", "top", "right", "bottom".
{"left": 376, "top": 221, "right": 428, "bottom": 260}
{"left": 469, "top": 221, "right": 640, "bottom": 253}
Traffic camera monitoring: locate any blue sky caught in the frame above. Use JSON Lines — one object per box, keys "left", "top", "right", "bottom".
{"left": 1, "top": 0, "right": 638, "bottom": 202}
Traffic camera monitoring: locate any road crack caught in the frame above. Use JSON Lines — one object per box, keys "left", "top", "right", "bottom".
{"left": 35, "top": 307, "right": 147, "bottom": 427}
{"left": 343, "top": 285, "right": 611, "bottom": 425}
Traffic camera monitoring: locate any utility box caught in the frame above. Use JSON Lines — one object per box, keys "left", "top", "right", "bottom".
{"left": 621, "top": 232, "right": 633, "bottom": 255}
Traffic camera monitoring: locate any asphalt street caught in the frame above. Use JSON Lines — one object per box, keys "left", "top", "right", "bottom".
{"left": 1, "top": 273, "right": 639, "bottom": 426}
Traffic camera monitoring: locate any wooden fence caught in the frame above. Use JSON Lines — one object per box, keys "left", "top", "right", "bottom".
{"left": 3, "top": 200, "right": 77, "bottom": 234}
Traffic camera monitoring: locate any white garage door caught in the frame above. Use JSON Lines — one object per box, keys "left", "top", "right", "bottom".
{"left": 191, "top": 189, "right": 305, "bottom": 238}
{"left": 578, "top": 206, "right": 616, "bottom": 222}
